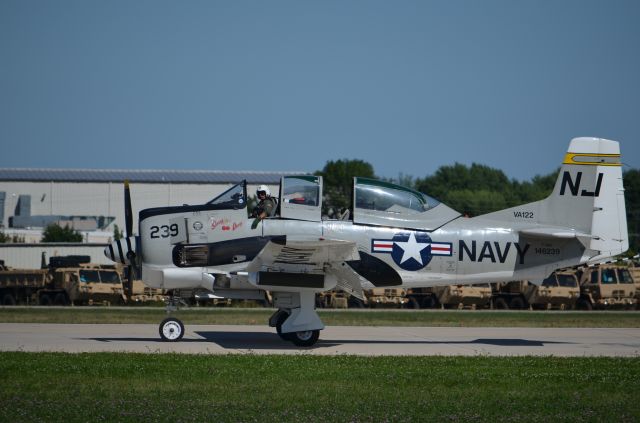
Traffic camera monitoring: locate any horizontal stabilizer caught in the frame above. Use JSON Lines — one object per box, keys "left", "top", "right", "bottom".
{"left": 519, "top": 226, "right": 594, "bottom": 240}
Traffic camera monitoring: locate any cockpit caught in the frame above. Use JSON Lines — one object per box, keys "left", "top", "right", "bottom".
{"left": 206, "top": 176, "right": 460, "bottom": 231}
{"left": 354, "top": 178, "right": 440, "bottom": 214}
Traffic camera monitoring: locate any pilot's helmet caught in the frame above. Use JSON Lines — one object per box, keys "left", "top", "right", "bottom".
{"left": 256, "top": 185, "right": 271, "bottom": 197}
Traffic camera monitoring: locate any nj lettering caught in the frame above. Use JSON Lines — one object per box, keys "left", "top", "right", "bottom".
{"left": 559, "top": 171, "right": 603, "bottom": 197}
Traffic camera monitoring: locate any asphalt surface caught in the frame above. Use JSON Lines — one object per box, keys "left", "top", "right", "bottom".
{"left": 1, "top": 323, "right": 640, "bottom": 356}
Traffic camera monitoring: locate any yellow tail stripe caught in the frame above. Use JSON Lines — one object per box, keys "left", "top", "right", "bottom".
{"left": 563, "top": 153, "right": 621, "bottom": 166}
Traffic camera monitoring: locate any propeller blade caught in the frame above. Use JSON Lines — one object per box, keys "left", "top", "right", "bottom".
{"left": 124, "top": 179, "right": 133, "bottom": 238}
{"left": 123, "top": 180, "right": 135, "bottom": 302}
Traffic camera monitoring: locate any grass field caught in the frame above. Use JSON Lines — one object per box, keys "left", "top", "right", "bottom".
{"left": 2, "top": 308, "right": 639, "bottom": 421}
{"left": 1, "top": 306, "right": 640, "bottom": 327}
{"left": 1, "top": 352, "right": 639, "bottom": 422}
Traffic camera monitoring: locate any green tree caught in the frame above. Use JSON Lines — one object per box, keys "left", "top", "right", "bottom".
{"left": 0, "top": 231, "right": 9, "bottom": 243}
{"left": 315, "top": 159, "right": 375, "bottom": 216}
{"left": 41, "top": 223, "right": 83, "bottom": 243}
{"left": 113, "top": 224, "right": 124, "bottom": 241}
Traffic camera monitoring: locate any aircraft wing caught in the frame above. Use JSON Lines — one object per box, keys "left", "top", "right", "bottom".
{"left": 246, "top": 239, "right": 365, "bottom": 299}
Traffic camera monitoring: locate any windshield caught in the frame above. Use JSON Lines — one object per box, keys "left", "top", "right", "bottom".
{"left": 79, "top": 270, "right": 100, "bottom": 283}
{"left": 282, "top": 176, "right": 319, "bottom": 207}
{"left": 617, "top": 269, "right": 633, "bottom": 284}
{"left": 355, "top": 178, "right": 440, "bottom": 214}
{"left": 99, "top": 270, "right": 121, "bottom": 284}
{"left": 601, "top": 268, "right": 617, "bottom": 284}
{"left": 541, "top": 275, "right": 557, "bottom": 287}
{"left": 207, "top": 181, "right": 246, "bottom": 209}
{"left": 557, "top": 274, "right": 577, "bottom": 287}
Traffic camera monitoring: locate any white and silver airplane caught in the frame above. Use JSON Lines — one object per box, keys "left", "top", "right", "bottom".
{"left": 106, "top": 137, "right": 628, "bottom": 346}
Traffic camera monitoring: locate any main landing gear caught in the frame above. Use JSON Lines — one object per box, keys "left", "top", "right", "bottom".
{"left": 269, "top": 291, "right": 323, "bottom": 347}
{"left": 157, "top": 290, "right": 323, "bottom": 347}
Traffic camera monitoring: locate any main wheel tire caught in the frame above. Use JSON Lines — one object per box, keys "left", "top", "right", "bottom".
{"left": 159, "top": 317, "right": 185, "bottom": 342}
{"left": 290, "top": 329, "right": 320, "bottom": 347}
{"left": 39, "top": 294, "right": 52, "bottom": 306}
{"left": 275, "top": 312, "right": 293, "bottom": 341}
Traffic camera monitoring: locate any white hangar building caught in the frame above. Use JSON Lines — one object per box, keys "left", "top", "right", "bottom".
{"left": 0, "top": 168, "right": 299, "bottom": 232}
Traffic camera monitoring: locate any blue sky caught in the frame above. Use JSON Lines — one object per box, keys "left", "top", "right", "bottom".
{"left": 1, "top": 0, "right": 639, "bottom": 182}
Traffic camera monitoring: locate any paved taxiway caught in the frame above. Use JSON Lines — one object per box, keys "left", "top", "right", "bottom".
{"left": 1, "top": 324, "right": 640, "bottom": 356}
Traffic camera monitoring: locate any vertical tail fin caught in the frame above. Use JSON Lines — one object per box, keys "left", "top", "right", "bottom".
{"left": 482, "top": 137, "right": 628, "bottom": 262}
{"left": 540, "top": 137, "right": 628, "bottom": 259}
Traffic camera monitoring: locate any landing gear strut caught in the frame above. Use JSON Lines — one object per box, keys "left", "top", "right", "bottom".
{"left": 159, "top": 290, "right": 188, "bottom": 342}
{"left": 269, "top": 291, "right": 323, "bottom": 347}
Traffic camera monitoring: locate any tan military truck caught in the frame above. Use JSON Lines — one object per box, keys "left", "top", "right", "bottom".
{"left": 629, "top": 261, "right": 640, "bottom": 303}
{"left": 405, "top": 284, "right": 491, "bottom": 309}
{"left": 522, "top": 271, "right": 580, "bottom": 310}
{"left": 316, "top": 290, "right": 349, "bottom": 309}
{"left": 315, "top": 289, "right": 371, "bottom": 308}
{"left": 365, "top": 288, "right": 408, "bottom": 308}
{"left": 491, "top": 271, "right": 580, "bottom": 310}
{"left": 0, "top": 261, "right": 50, "bottom": 305}
{"left": 0, "top": 255, "right": 126, "bottom": 306}
{"left": 576, "top": 265, "right": 637, "bottom": 310}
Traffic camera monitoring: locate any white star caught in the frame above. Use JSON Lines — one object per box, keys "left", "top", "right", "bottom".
{"left": 394, "top": 232, "right": 428, "bottom": 265}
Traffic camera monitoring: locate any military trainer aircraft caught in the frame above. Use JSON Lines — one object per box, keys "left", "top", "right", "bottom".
{"left": 106, "top": 137, "right": 628, "bottom": 346}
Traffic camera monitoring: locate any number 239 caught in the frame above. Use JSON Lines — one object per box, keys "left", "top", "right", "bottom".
{"left": 150, "top": 224, "right": 178, "bottom": 238}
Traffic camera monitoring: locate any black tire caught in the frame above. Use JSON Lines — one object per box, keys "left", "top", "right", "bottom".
{"left": 509, "top": 297, "right": 526, "bottom": 310}
{"left": 275, "top": 312, "right": 293, "bottom": 341}
{"left": 289, "top": 329, "right": 320, "bottom": 347}
{"left": 494, "top": 297, "right": 509, "bottom": 310}
{"left": 53, "top": 293, "right": 68, "bottom": 306}
{"left": 39, "top": 294, "right": 52, "bottom": 306}
{"left": 406, "top": 297, "right": 421, "bottom": 309}
{"left": 576, "top": 298, "right": 593, "bottom": 311}
{"left": 2, "top": 293, "right": 16, "bottom": 306}
{"left": 159, "top": 317, "right": 185, "bottom": 342}
{"left": 422, "top": 296, "right": 439, "bottom": 309}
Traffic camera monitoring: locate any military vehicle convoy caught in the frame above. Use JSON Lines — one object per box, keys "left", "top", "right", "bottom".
{"left": 404, "top": 264, "right": 637, "bottom": 310}
{"left": 0, "top": 255, "right": 126, "bottom": 306}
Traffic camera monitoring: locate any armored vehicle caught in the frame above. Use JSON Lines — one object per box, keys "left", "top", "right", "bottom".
{"left": 576, "top": 265, "right": 636, "bottom": 310}
{"left": 523, "top": 271, "right": 580, "bottom": 310}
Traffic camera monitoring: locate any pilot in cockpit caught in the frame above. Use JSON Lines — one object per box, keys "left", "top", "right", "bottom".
{"left": 251, "top": 185, "right": 277, "bottom": 219}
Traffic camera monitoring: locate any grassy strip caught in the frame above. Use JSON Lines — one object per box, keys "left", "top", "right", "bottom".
{"left": 0, "top": 352, "right": 638, "bottom": 422}
{"left": 1, "top": 307, "right": 640, "bottom": 327}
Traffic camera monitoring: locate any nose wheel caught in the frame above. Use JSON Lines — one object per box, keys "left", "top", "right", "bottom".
{"left": 159, "top": 317, "right": 184, "bottom": 341}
